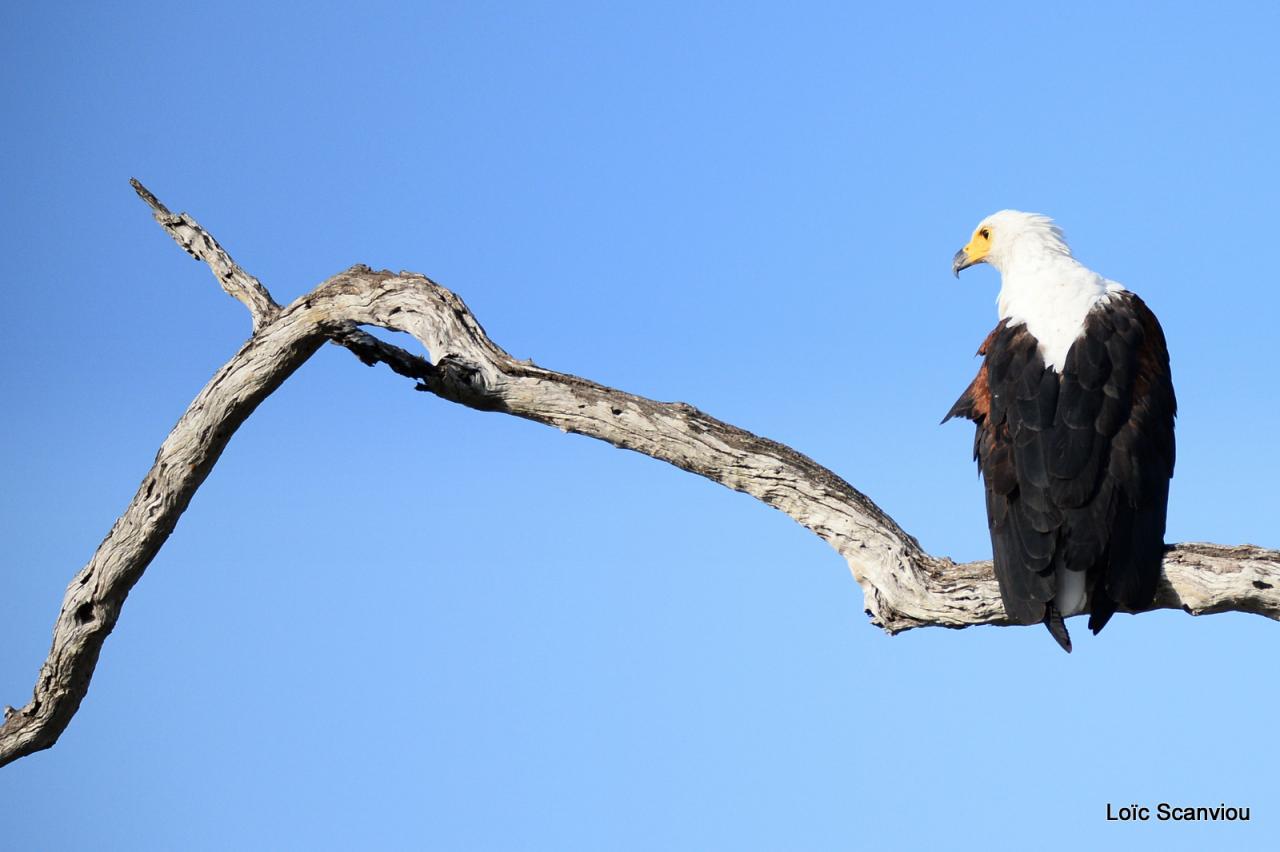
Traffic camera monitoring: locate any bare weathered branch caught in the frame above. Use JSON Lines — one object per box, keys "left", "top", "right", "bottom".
{"left": 131, "top": 178, "right": 280, "bottom": 328}
{"left": 129, "top": 178, "right": 435, "bottom": 384}
{"left": 2, "top": 184, "right": 1276, "bottom": 769}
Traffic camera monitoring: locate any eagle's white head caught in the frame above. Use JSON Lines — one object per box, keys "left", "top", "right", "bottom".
{"left": 951, "top": 210, "right": 1072, "bottom": 277}
{"left": 951, "top": 210, "right": 1123, "bottom": 372}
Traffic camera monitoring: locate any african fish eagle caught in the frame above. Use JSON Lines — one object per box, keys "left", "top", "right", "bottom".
{"left": 944, "top": 211, "right": 1176, "bottom": 652}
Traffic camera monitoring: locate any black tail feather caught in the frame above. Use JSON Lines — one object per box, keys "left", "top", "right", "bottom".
{"left": 1089, "top": 586, "right": 1119, "bottom": 635}
{"left": 1044, "top": 606, "right": 1072, "bottom": 653}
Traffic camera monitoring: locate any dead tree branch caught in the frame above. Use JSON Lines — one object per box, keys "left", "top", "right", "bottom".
{"left": 2, "top": 183, "right": 1276, "bottom": 769}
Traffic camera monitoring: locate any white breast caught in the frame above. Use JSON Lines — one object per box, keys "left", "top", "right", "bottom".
{"left": 997, "top": 261, "right": 1123, "bottom": 372}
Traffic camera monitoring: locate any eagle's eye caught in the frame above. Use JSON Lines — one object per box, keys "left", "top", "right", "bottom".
{"left": 979, "top": 228, "right": 990, "bottom": 240}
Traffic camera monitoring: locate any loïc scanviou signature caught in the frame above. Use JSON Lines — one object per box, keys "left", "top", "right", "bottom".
{"left": 1107, "top": 803, "right": 1251, "bottom": 822}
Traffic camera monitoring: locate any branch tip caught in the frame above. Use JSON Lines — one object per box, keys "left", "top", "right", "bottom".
{"left": 129, "top": 178, "right": 170, "bottom": 216}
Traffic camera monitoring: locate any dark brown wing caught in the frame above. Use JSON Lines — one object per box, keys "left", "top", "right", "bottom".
{"left": 1083, "top": 293, "right": 1176, "bottom": 633}
{"left": 945, "top": 320, "right": 1058, "bottom": 625}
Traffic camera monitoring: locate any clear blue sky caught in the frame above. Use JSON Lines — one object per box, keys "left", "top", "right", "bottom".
{"left": 2, "top": 2, "right": 1277, "bottom": 849}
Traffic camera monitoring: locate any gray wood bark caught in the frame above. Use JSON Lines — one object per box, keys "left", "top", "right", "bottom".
{"left": 1, "top": 183, "right": 1277, "bottom": 769}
